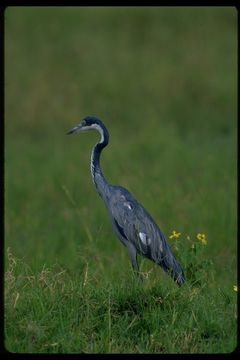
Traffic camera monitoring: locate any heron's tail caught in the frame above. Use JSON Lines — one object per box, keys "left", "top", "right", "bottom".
{"left": 159, "top": 248, "right": 185, "bottom": 286}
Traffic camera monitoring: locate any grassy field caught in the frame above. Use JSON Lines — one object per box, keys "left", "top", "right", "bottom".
{"left": 4, "top": 7, "right": 237, "bottom": 353}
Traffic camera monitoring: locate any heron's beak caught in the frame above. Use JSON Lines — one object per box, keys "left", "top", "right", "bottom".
{"left": 67, "top": 123, "right": 84, "bottom": 135}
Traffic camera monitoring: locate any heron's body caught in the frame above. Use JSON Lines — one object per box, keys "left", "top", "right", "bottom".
{"left": 68, "top": 116, "right": 185, "bottom": 286}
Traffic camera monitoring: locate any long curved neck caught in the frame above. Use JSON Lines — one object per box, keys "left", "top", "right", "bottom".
{"left": 90, "top": 125, "right": 111, "bottom": 202}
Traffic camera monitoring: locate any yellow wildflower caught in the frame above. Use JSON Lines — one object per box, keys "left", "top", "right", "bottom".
{"left": 169, "top": 230, "right": 181, "bottom": 240}
{"left": 233, "top": 285, "right": 238, "bottom": 292}
{"left": 197, "top": 233, "right": 207, "bottom": 245}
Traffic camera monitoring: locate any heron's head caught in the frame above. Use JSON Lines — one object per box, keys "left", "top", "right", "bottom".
{"left": 67, "top": 116, "right": 106, "bottom": 134}
{"left": 67, "top": 116, "right": 109, "bottom": 145}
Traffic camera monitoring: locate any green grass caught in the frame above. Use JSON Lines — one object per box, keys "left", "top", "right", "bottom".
{"left": 5, "top": 6, "right": 237, "bottom": 353}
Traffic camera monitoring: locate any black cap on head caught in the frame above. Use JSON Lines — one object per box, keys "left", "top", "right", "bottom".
{"left": 83, "top": 116, "right": 104, "bottom": 126}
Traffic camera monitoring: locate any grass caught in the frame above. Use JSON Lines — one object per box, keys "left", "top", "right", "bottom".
{"left": 4, "top": 6, "right": 237, "bottom": 353}
{"left": 4, "top": 246, "right": 237, "bottom": 353}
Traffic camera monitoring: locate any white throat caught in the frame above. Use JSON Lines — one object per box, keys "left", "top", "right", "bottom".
{"left": 83, "top": 124, "right": 104, "bottom": 144}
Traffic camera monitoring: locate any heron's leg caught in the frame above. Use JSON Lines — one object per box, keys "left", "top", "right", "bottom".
{"left": 126, "top": 243, "right": 143, "bottom": 281}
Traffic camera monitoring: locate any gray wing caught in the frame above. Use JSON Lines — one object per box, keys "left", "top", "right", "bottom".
{"left": 108, "top": 186, "right": 185, "bottom": 284}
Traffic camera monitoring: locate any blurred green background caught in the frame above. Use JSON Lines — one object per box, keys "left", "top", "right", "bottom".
{"left": 5, "top": 7, "right": 237, "bottom": 282}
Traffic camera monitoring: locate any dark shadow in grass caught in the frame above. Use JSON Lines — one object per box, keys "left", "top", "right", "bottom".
{"left": 111, "top": 284, "right": 167, "bottom": 316}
